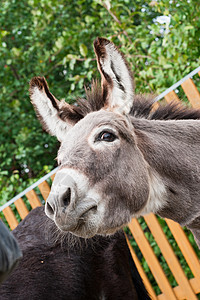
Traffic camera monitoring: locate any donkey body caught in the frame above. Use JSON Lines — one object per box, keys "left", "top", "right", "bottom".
{"left": 0, "top": 220, "right": 22, "bottom": 284}
{"left": 30, "top": 38, "right": 200, "bottom": 247}
{"left": 0, "top": 207, "right": 149, "bottom": 300}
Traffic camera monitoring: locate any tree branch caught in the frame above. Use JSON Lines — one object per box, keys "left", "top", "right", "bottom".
{"left": 102, "top": 2, "right": 132, "bottom": 44}
{"left": 10, "top": 65, "right": 20, "bottom": 80}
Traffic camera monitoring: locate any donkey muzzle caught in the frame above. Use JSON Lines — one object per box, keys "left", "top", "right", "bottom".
{"left": 45, "top": 169, "right": 98, "bottom": 233}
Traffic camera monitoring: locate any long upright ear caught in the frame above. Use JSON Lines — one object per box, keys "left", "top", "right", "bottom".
{"left": 93, "top": 37, "right": 134, "bottom": 114}
{"left": 29, "top": 77, "right": 82, "bottom": 142}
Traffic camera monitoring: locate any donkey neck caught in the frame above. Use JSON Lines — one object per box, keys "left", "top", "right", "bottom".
{"left": 132, "top": 117, "right": 200, "bottom": 226}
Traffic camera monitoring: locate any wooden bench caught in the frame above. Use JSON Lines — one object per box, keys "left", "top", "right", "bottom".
{"left": 1, "top": 68, "right": 200, "bottom": 299}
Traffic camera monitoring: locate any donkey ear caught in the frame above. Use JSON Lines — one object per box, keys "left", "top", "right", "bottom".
{"left": 29, "top": 77, "right": 82, "bottom": 142}
{"left": 93, "top": 37, "right": 134, "bottom": 114}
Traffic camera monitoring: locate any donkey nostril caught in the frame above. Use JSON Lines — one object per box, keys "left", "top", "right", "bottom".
{"left": 46, "top": 202, "right": 54, "bottom": 216}
{"left": 62, "top": 188, "right": 71, "bottom": 207}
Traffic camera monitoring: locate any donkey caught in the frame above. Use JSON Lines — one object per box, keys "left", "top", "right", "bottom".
{"left": 0, "top": 220, "right": 22, "bottom": 284}
{"left": 0, "top": 206, "right": 150, "bottom": 299}
{"left": 29, "top": 37, "right": 200, "bottom": 247}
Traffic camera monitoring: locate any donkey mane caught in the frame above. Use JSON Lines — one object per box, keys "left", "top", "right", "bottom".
{"left": 30, "top": 77, "right": 200, "bottom": 131}
{"left": 130, "top": 96, "right": 200, "bottom": 120}
{"left": 76, "top": 82, "right": 200, "bottom": 121}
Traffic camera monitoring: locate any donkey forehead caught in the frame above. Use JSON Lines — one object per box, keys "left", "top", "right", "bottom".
{"left": 57, "top": 110, "right": 133, "bottom": 164}
{"left": 63, "top": 110, "right": 130, "bottom": 142}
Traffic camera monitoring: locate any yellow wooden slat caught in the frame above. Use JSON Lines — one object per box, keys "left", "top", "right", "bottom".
{"left": 189, "top": 277, "right": 200, "bottom": 294}
{"left": 158, "top": 277, "right": 200, "bottom": 300}
{"left": 2, "top": 206, "right": 18, "bottom": 230}
{"left": 165, "top": 219, "right": 200, "bottom": 287}
{"left": 125, "top": 234, "right": 158, "bottom": 300}
{"left": 181, "top": 78, "right": 200, "bottom": 108}
{"left": 153, "top": 102, "right": 160, "bottom": 110}
{"left": 164, "top": 91, "right": 181, "bottom": 103}
{"left": 14, "top": 198, "right": 29, "bottom": 220}
{"left": 144, "top": 214, "right": 197, "bottom": 300}
{"left": 38, "top": 181, "right": 51, "bottom": 201}
{"left": 51, "top": 174, "right": 55, "bottom": 181}
{"left": 128, "top": 218, "right": 177, "bottom": 300}
{"left": 25, "top": 190, "right": 42, "bottom": 209}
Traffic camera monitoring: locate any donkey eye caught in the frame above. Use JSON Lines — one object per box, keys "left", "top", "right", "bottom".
{"left": 97, "top": 131, "right": 117, "bottom": 142}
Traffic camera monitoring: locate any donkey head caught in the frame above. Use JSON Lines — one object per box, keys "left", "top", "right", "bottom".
{"left": 30, "top": 38, "right": 150, "bottom": 238}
